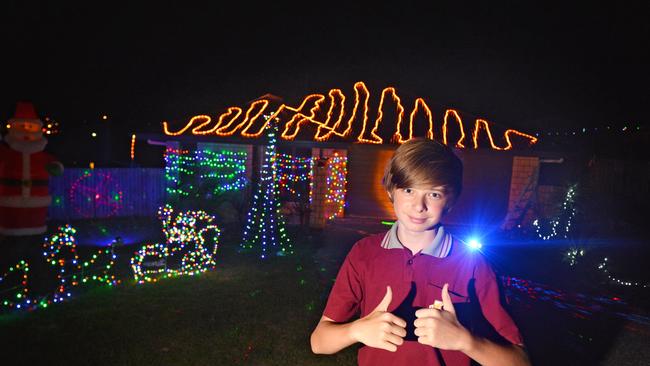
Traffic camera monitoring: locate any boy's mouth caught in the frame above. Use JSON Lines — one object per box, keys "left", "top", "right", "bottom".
{"left": 407, "top": 216, "right": 428, "bottom": 224}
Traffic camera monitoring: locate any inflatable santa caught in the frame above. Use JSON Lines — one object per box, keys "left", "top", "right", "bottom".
{"left": 0, "top": 101, "right": 63, "bottom": 236}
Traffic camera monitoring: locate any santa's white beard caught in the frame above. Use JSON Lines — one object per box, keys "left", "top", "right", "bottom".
{"left": 4, "top": 133, "right": 48, "bottom": 153}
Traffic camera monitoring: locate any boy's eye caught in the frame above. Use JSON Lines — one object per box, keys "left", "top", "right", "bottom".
{"left": 403, "top": 188, "right": 413, "bottom": 194}
{"left": 428, "top": 192, "right": 441, "bottom": 199}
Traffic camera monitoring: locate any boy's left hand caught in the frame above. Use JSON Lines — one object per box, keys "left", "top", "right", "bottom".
{"left": 413, "top": 283, "right": 471, "bottom": 351}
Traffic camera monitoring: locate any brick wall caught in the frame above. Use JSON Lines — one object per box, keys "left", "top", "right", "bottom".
{"left": 536, "top": 185, "right": 565, "bottom": 218}
{"left": 502, "top": 156, "right": 540, "bottom": 229}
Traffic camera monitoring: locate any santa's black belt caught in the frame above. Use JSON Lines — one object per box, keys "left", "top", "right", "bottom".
{"left": 0, "top": 178, "right": 49, "bottom": 186}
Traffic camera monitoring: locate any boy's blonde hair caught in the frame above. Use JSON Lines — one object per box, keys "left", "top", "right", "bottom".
{"left": 382, "top": 138, "right": 463, "bottom": 205}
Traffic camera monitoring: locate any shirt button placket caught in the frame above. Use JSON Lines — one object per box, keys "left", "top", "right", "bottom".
{"left": 404, "top": 255, "right": 415, "bottom": 281}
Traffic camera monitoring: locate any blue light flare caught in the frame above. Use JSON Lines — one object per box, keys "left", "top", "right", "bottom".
{"left": 467, "top": 238, "right": 483, "bottom": 251}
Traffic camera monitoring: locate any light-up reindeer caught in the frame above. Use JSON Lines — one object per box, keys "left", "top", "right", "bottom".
{"left": 0, "top": 224, "right": 117, "bottom": 312}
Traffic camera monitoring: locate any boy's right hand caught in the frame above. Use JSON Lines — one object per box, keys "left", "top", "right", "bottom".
{"left": 351, "top": 286, "right": 407, "bottom": 352}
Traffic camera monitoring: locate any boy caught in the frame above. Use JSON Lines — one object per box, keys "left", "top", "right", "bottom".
{"left": 310, "top": 138, "right": 530, "bottom": 366}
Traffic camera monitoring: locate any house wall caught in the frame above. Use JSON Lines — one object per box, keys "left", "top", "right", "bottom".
{"left": 145, "top": 136, "right": 574, "bottom": 232}
{"left": 346, "top": 144, "right": 395, "bottom": 219}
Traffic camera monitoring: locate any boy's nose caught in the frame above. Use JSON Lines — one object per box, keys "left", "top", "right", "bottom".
{"left": 412, "top": 198, "right": 427, "bottom": 212}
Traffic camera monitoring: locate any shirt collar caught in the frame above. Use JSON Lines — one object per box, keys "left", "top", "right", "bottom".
{"left": 380, "top": 221, "right": 452, "bottom": 258}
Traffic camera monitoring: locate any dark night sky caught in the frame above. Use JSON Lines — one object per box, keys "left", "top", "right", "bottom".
{"left": 1, "top": 2, "right": 649, "bottom": 135}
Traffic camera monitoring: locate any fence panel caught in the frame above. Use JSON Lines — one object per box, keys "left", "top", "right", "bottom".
{"left": 48, "top": 168, "right": 166, "bottom": 220}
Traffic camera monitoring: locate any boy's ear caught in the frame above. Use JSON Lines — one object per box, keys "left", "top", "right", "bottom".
{"left": 387, "top": 191, "right": 393, "bottom": 202}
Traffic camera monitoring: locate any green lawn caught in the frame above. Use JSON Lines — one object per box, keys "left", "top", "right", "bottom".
{"left": 0, "top": 225, "right": 360, "bottom": 365}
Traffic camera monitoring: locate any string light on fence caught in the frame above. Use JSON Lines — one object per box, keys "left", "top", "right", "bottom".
{"left": 597, "top": 257, "right": 649, "bottom": 288}
{"left": 536, "top": 124, "right": 644, "bottom": 137}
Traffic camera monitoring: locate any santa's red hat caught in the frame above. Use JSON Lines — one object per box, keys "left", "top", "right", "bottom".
{"left": 7, "top": 101, "right": 43, "bottom": 127}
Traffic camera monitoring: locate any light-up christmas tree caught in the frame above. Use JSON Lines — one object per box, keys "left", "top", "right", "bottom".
{"left": 241, "top": 116, "right": 293, "bottom": 258}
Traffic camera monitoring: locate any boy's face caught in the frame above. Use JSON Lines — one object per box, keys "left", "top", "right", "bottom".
{"left": 390, "top": 185, "right": 449, "bottom": 233}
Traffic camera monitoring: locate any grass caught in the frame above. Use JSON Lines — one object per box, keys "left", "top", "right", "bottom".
{"left": 0, "top": 224, "right": 360, "bottom": 365}
{"left": 2, "top": 217, "right": 649, "bottom": 365}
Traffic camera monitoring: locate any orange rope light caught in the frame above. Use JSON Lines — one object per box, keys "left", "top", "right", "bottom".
{"left": 240, "top": 100, "right": 273, "bottom": 137}
{"left": 162, "top": 81, "right": 538, "bottom": 150}
{"left": 189, "top": 115, "right": 213, "bottom": 134}
{"left": 222, "top": 100, "right": 269, "bottom": 137}
{"left": 308, "top": 82, "right": 362, "bottom": 140}
{"left": 163, "top": 117, "right": 198, "bottom": 136}
{"left": 344, "top": 82, "right": 369, "bottom": 139}
{"left": 183, "top": 108, "right": 242, "bottom": 136}
{"left": 357, "top": 85, "right": 388, "bottom": 145}
{"left": 442, "top": 109, "right": 466, "bottom": 148}
{"left": 215, "top": 100, "right": 269, "bottom": 136}
{"left": 281, "top": 94, "right": 326, "bottom": 140}
{"left": 130, "top": 134, "right": 136, "bottom": 160}
{"left": 472, "top": 119, "right": 504, "bottom": 150}
{"left": 502, "top": 129, "right": 538, "bottom": 150}
{"left": 315, "top": 89, "right": 346, "bottom": 141}
{"left": 395, "top": 98, "right": 433, "bottom": 143}
{"left": 205, "top": 107, "right": 243, "bottom": 135}
{"left": 364, "top": 87, "right": 404, "bottom": 145}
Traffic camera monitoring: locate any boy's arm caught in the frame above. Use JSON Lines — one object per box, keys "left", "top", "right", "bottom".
{"left": 414, "top": 284, "right": 531, "bottom": 366}
{"left": 310, "top": 315, "right": 358, "bottom": 354}
{"left": 311, "top": 286, "right": 407, "bottom": 354}
{"left": 462, "top": 336, "right": 530, "bottom": 366}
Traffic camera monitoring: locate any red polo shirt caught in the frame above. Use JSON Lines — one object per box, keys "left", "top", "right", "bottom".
{"left": 322, "top": 225, "right": 523, "bottom": 366}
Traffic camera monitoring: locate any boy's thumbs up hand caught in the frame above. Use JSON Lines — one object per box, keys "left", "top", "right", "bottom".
{"left": 440, "top": 283, "right": 456, "bottom": 315}
{"left": 351, "top": 286, "right": 407, "bottom": 352}
{"left": 414, "top": 283, "right": 471, "bottom": 351}
{"left": 373, "top": 284, "right": 393, "bottom": 312}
